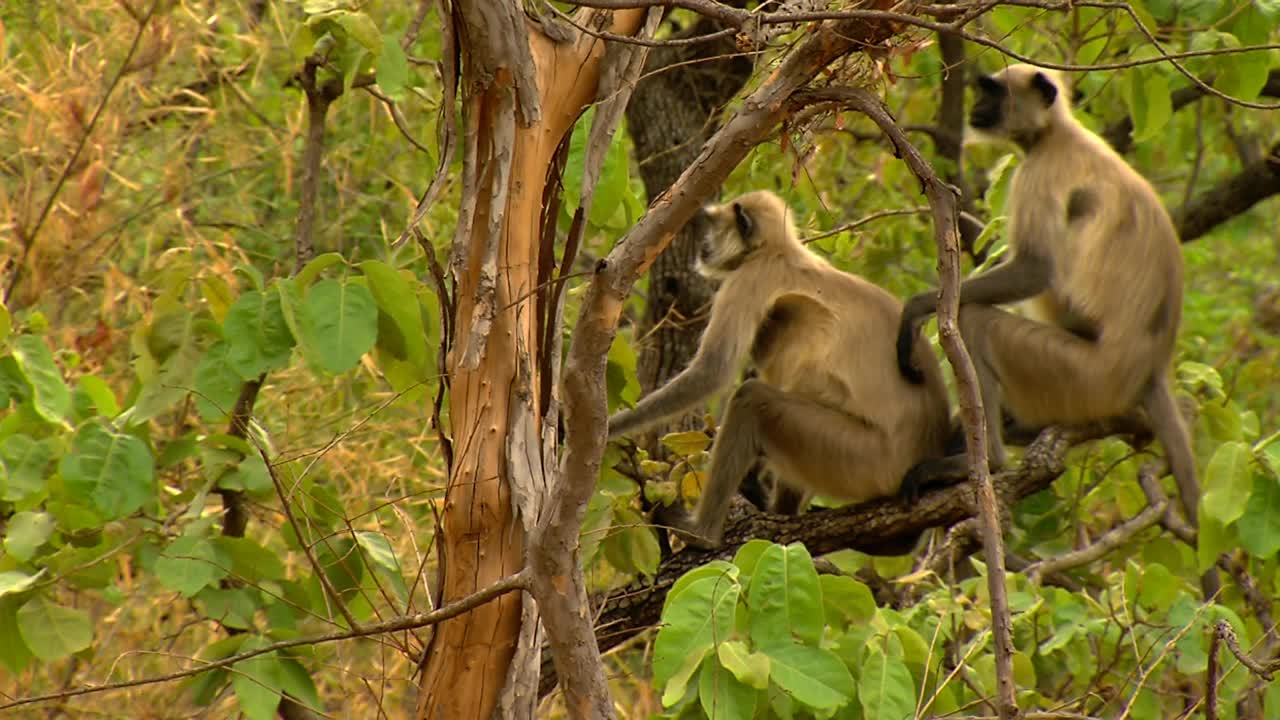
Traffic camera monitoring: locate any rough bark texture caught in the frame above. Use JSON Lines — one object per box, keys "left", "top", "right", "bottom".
{"left": 624, "top": 17, "right": 753, "bottom": 435}
{"left": 416, "top": 3, "right": 648, "bottom": 717}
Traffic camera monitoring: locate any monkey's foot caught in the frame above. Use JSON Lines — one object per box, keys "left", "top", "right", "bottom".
{"left": 652, "top": 504, "right": 722, "bottom": 551}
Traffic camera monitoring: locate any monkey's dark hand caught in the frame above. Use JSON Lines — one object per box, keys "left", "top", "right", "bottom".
{"left": 896, "top": 298, "right": 928, "bottom": 385}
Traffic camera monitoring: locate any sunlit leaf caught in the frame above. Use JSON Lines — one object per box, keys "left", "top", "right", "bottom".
{"left": 11, "top": 335, "right": 70, "bottom": 424}
{"left": 17, "top": 595, "right": 92, "bottom": 662}
{"left": 59, "top": 422, "right": 155, "bottom": 520}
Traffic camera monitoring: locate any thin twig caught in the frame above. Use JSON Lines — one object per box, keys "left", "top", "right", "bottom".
{"left": 0, "top": 572, "right": 528, "bottom": 711}
{"left": 4, "top": 1, "right": 159, "bottom": 303}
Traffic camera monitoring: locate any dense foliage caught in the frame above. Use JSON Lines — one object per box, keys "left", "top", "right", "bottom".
{"left": 0, "top": 0, "right": 1278, "bottom": 717}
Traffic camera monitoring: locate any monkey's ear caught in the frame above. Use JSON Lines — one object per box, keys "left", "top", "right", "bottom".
{"left": 733, "top": 203, "right": 754, "bottom": 241}
{"left": 1031, "top": 72, "right": 1058, "bottom": 106}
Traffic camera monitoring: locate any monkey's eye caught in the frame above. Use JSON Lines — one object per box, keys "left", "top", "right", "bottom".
{"left": 976, "top": 75, "right": 1004, "bottom": 96}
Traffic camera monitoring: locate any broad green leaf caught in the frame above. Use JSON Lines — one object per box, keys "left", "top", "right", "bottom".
{"left": 0, "top": 302, "right": 9, "bottom": 343}
{"left": 74, "top": 375, "right": 119, "bottom": 418}
{"left": 156, "top": 535, "right": 229, "bottom": 598}
{"left": 1202, "top": 441, "right": 1252, "bottom": 525}
{"left": 232, "top": 636, "right": 283, "bottom": 720}
{"left": 196, "top": 587, "right": 256, "bottom": 630}
{"left": 218, "top": 453, "right": 273, "bottom": 495}
{"left": 223, "top": 290, "right": 295, "bottom": 379}
{"left": 602, "top": 508, "right": 660, "bottom": 576}
{"left": 857, "top": 645, "right": 915, "bottom": 720}
{"left": 981, "top": 153, "right": 1017, "bottom": 213}
{"left": 0, "top": 571, "right": 41, "bottom": 598}
{"left": 317, "top": 536, "right": 365, "bottom": 602}
{"left": 333, "top": 10, "right": 381, "bottom": 51}
{"left": 355, "top": 531, "right": 399, "bottom": 573}
{"left": 747, "top": 543, "right": 823, "bottom": 649}
{"left": 11, "top": 335, "right": 70, "bottom": 424}
{"left": 717, "top": 640, "right": 771, "bottom": 690}
{"left": 0, "top": 597, "right": 34, "bottom": 673}
{"left": 766, "top": 643, "right": 855, "bottom": 712}
{"left": 17, "top": 595, "right": 92, "bottom": 661}
{"left": 303, "top": 279, "right": 378, "bottom": 374}
{"left": 4, "top": 511, "right": 55, "bottom": 562}
{"left": 1237, "top": 474, "right": 1280, "bottom": 558}
{"left": 1200, "top": 402, "right": 1244, "bottom": 444}
{"left": 661, "top": 430, "right": 711, "bottom": 456}
{"left": 1125, "top": 62, "right": 1172, "bottom": 142}
{"left": 214, "top": 536, "right": 287, "bottom": 583}
{"left": 130, "top": 309, "right": 214, "bottom": 424}
{"left": 359, "top": 260, "right": 428, "bottom": 370}
{"left": 193, "top": 342, "right": 243, "bottom": 422}
{"left": 184, "top": 635, "right": 244, "bottom": 704}
{"left": 665, "top": 561, "right": 739, "bottom": 610}
{"left": 1217, "top": 9, "right": 1271, "bottom": 101}
{"left": 699, "top": 653, "right": 759, "bottom": 720}
{"left": 0, "top": 434, "right": 52, "bottom": 502}
{"left": 653, "top": 573, "right": 741, "bottom": 697}
{"left": 277, "top": 656, "right": 324, "bottom": 714}
{"left": 294, "top": 252, "right": 345, "bottom": 289}
{"left": 1198, "top": 515, "right": 1233, "bottom": 573}
{"left": 59, "top": 422, "right": 155, "bottom": 520}
{"left": 821, "top": 575, "right": 877, "bottom": 626}
{"left": 732, "top": 539, "right": 773, "bottom": 578}
{"left": 376, "top": 35, "right": 409, "bottom": 97}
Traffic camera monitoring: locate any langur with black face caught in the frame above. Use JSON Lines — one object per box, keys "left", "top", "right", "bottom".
{"left": 895, "top": 64, "right": 1201, "bottom": 529}
{"left": 609, "top": 190, "right": 951, "bottom": 549}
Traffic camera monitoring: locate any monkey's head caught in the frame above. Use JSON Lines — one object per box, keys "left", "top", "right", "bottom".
{"left": 692, "top": 190, "right": 795, "bottom": 280}
{"left": 968, "top": 64, "right": 1072, "bottom": 149}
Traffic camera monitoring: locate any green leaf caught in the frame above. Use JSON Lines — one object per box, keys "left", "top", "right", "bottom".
{"left": 192, "top": 341, "right": 243, "bottom": 422}
{"left": 732, "top": 539, "right": 773, "bottom": 578}
{"left": 294, "top": 252, "right": 345, "bottom": 289}
{"left": 156, "top": 535, "right": 230, "bottom": 598}
{"left": 765, "top": 643, "right": 855, "bottom": 712}
{"left": 277, "top": 656, "right": 323, "bottom": 714}
{"left": 223, "top": 290, "right": 296, "bottom": 379}
{"left": 661, "top": 430, "right": 711, "bottom": 456}
{"left": 1124, "top": 62, "right": 1172, "bottom": 142}
{"left": 699, "top": 653, "right": 760, "bottom": 719}
{"left": 602, "top": 508, "right": 661, "bottom": 576}
{"left": 1217, "top": 9, "right": 1272, "bottom": 101}
{"left": 1202, "top": 441, "right": 1252, "bottom": 525}
{"left": 717, "top": 640, "right": 771, "bottom": 690}
{"left": 376, "top": 35, "right": 409, "bottom": 97}
{"left": 59, "top": 422, "right": 155, "bottom": 520}
{"left": 302, "top": 279, "right": 378, "bottom": 374}
{"left": 232, "top": 637, "right": 283, "bottom": 720}
{"left": 355, "top": 531, "right": 399, "bottom": 573}
{"left": 4, "top": 512, "right": 55, "bottom": 562}
{"left": 0, "top": 434, "right": 52, "bottom": 502}
{"left": 0, "top": 570, "right": 41, "bottom": 598}
{"left": 75, "top": 375, "right": 119, "bottom": 418}
{"left": 359, "top": 260, "right": 428, "bottom": 370}
{"left": 214, "top": 536, "right": 287, "bottom": 583}
{"left": 653, "top": 572, "right": 741, "bottom": 702}
{"left": 0, "top": 301, "right": 9, "bottom": 343}
{"left": 17, "top": 595, "right": 92, "bottom": 661}
{"left": 821, "top": 574, "right": 877, "bottom": 626}
{"left": 332, "top": 10, "right": 381, "bottom": 52}
{"left": 130, "top": 310, "right": 215, "bottom": 424}
{"left": 747, "top": 543, "right": 823, "bottom": 649}
{"left": 1198, "top": 515, "right": 1233, "bottom": 573}
{"left": 11, "top": 335, "right": 71, "bottom": 424}
{"left": 857, "top": 645, "right": 915, "bottom": 720}
{"left": 1237, "top": 474, "right": 1280, "bottom": 558}
{"left": 0, "top": 597, "right": 34, "bottom": 673}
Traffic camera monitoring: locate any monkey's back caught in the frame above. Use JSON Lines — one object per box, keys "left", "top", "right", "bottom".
{"left": 1010, "top": 123, "right": 1183, "bottom": 364}
{"left": 744, "top": 253, "right": 950, "bottom": 477}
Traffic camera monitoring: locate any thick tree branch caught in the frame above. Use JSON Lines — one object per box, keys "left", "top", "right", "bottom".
{"left": 1176, "top": 141, "right": 1280, "bottom": 242}
{"left": 539, "top": 423, "right": 1131, "bottom": 696}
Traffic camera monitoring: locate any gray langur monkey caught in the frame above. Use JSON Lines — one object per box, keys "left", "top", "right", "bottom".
{"left": 895, "top": 64, "right": 1201, "bottom": 527}
{"left": 609, "top": 190, "right": 951, "bottom": 549}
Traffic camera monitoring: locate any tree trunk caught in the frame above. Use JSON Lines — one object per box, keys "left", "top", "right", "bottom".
{"left": 415, "top": 3, "right": 646, "bottom": 717}
{"left": 624, "top": 17, "right": 753, "bottom": 444}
